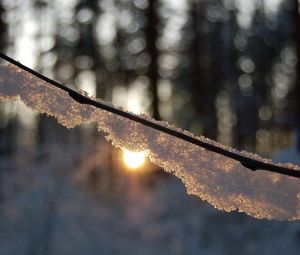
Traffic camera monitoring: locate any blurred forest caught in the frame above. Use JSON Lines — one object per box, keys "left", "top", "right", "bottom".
{"left": 1, "top": 0, "right": 300, "bottom": 254}
{"left": 1, "top": 0, "right": 300, "bottom": 154}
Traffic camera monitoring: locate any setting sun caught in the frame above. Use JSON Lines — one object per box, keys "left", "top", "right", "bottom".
{"left": 123, "top": 150, "right": 146, "bottom": 170}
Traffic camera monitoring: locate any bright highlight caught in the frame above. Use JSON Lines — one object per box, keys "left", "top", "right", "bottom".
{"left": 123, "top": 150, "right": 146, "bottom": 169}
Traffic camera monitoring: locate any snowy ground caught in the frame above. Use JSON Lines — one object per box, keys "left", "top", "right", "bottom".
{"left": 0, "top": 139, "right": 300, "bottom": 255}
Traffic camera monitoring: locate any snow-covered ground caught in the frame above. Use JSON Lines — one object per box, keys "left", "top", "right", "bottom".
{"left": 0, "top": 140, "right": 300, "bottom": 255}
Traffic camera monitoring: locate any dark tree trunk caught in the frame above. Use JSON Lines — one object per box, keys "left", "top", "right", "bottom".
{"left": 207, "top": 21, "right": 223, "bottom": 140}
{"left": 189, "top": 0, "right": 216, "bottom": 138}
{"left": 190, "top": 1, "right": 204, "bottom": 121}
{"left": 0, "top": 3, "right": 6, "bottom": 49}
{"left": 0, "top": 4, "right": 14, "bottom": 155}
{"left": 145, "top": 0, "right": 160, "bottom": 120}
{"left": 293, "top": 0, "right": 300, "bottom": 130}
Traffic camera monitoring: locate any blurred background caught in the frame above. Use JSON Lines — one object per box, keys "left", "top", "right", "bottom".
{"left": 1, "top": 0, "right": 300, "bottom": 254}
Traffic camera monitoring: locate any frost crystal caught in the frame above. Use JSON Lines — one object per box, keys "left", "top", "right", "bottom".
{"left": 1, "top": 63, "right": 300, "bottom": 220}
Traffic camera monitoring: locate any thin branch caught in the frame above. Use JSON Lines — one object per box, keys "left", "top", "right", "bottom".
{"left": 1, "top": 52, "right": 300, "bottom": 178}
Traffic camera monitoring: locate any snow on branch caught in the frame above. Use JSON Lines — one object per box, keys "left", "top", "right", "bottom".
{"left": 1, "top": 55, "right": 300, "bottom": 220}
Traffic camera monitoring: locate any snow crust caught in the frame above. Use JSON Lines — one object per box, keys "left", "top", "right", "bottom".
{"left": 1, "top": 63, "right": 300, "bottom": 220}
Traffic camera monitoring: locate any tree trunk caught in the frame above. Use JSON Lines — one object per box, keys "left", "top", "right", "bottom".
{"left": 145, "top": 0, "right": 160, "bottom": 120}
{"left": 293, "top": 0, "right": 300, "bottom": 130}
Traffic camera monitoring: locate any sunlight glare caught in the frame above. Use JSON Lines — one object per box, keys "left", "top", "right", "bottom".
{"left": 123, "top": 149, "right": 146, "bottom": 170}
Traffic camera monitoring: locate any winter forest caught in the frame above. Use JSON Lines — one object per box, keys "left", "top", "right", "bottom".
{"left": 1, "top": 0, "right": 300, "bottom": 254}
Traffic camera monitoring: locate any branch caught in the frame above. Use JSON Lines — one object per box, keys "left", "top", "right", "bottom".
{"left": 0, "top": 52, "right": 300, "bottom": 178}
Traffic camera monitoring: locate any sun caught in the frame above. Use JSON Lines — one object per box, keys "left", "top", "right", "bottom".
{"left": 123, "top": 149, "right": 146, "bottom": 170}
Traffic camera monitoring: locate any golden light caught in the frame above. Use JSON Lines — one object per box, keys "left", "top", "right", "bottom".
{"left": 123, "top": 149, "right": 146, "bottom": 170}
